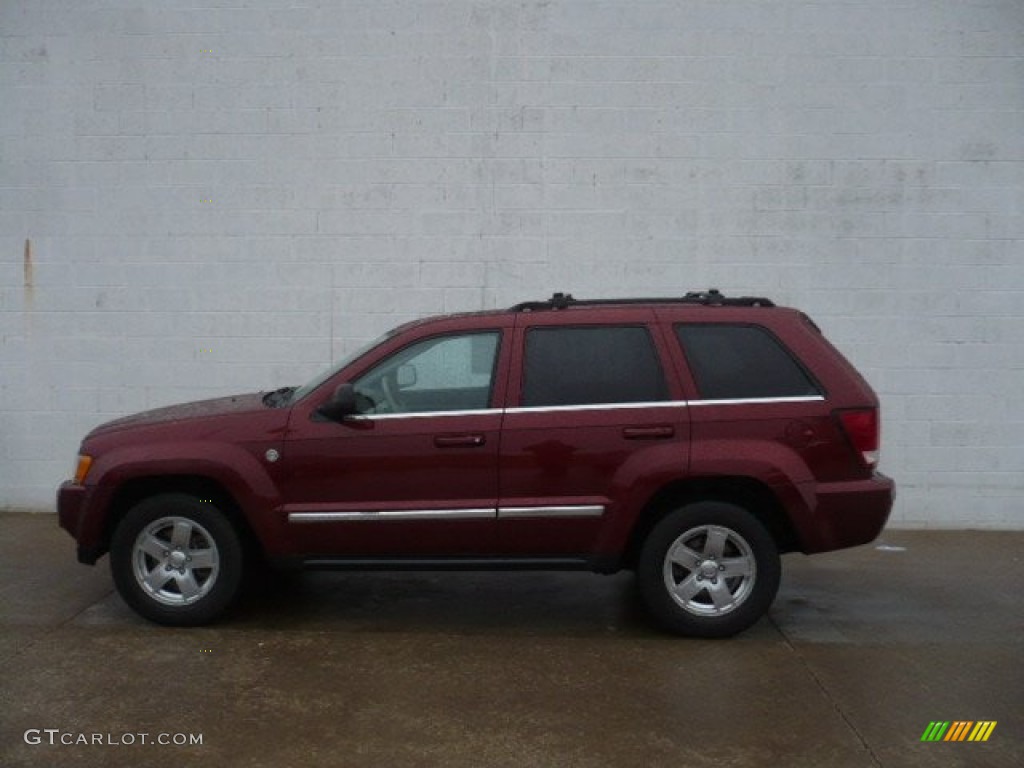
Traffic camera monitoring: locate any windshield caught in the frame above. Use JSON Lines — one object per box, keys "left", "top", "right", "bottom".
{"left": 288, "top": 332, "right": 394, "bottom": 404}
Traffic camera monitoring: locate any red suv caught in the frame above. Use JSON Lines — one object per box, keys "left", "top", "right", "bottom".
{"left": 57, "top": 291, "right": 894, "bottom": 637}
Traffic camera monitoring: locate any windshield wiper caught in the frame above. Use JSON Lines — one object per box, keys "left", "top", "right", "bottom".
{"left": 262, "top": 386, "right": 296, "bottom": 408}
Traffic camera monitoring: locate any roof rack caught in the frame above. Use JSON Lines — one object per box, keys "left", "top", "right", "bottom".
{"left": 511, "top": 289, "right": 775, "bottom": 312}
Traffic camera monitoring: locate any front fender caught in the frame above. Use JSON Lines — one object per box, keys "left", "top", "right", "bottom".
{"left": 75, "top": 441, "right": 285, "bottom": 557}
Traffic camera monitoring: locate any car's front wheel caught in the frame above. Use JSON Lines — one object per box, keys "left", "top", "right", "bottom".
{"left": 637, "top": 501, "right": 780, "bottom": 637}
{"left": 110, "top": 494, "right": 243, "bottom": 626}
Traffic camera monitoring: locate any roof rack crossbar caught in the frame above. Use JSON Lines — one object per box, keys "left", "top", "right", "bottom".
{"left": 511, "top": 289, "right": 775, "bottom": 312}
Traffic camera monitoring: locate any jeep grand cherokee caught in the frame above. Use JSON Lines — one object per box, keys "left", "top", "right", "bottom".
{"left": 57, "top": 290, "right": 894, "bottom": 637}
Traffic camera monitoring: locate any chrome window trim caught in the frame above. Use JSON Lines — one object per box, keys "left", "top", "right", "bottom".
{"left": 340, "top": 395, "right": 825, "bottom": 421}
{"left": 498, "top": 505, "right": 605, "bottom": 519}
{"left": 348, "top": 408, "right": 501, "bottom": 421}
{"left": 508, "top": 400, "right": 686, "bottom": 415}
{"left": 686, "top": 395, "right": 825, "bottom": 407}
{"left": 289, "top": 508, "right": 496, "bottom": 523}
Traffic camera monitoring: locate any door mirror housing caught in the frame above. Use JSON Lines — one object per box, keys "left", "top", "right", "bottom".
{"left": 318, "top": 383, "right": 358, "bottom": 421}
{"left": 396, "top": 364, "right": 417, "bottom": 390}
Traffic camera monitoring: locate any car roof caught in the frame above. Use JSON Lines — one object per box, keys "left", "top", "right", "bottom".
{"left": 509, "top": 290, "right": 777, "bottom": 312}
{"left": 401, "top": 290, "right": 786, "bottom": 332}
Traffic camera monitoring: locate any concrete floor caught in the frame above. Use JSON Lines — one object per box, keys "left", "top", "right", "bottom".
{"left": 0, "top": 513, "right": 1021, "bottom": 768}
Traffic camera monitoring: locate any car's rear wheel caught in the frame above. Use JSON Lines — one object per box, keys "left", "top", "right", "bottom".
{"left": 637, "top": 501, "right": 780, "bottom": 637}
{"left": 110, "top": 494, "right": 243, "bottom": 626}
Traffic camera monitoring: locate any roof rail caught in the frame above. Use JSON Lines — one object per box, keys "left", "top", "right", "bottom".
{"left": 510, "top": 289, "right": 775, "bottom": 312}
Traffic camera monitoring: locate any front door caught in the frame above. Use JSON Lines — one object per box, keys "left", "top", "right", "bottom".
{"left": 280, "top": 329, "right": 506, "bottom": 559}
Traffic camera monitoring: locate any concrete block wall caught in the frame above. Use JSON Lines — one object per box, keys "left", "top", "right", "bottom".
{"left": 1, "top": 1, "right": 1022, "bottom": 527}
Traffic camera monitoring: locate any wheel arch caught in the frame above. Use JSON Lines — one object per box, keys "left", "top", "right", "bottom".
{"left": 103, "top": 475, "right": 265, "bottom": 563}
{"left": 622, "top": 476, "right": 799, "bottom": 570}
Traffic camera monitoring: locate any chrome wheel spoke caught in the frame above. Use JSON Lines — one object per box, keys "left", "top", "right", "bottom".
{"left": 138, "top": 533, "right": 167, "bottom": 560}
{"left": 703, "top": 527, "right": 728, "bottom": 559}
{"left": 672, "top": 573, "right": 705, "bottom": 602}
{"left": 707, "top": 580, "right": 734, "bottom": 610}
{"left": 188, "top": 548, "right": 217, "bottom": 570}
{"left": 668, "top": 541, "right": 703, "bottom": 571}
{"left": 170, "top": 521, "right": 192, "bottom": 549}
{"left": 143, "top": 564, "right": 175, "bottom": 593}
{"left": 174, "top": 571, "right": 201, "bottom": 600}
{"left": 719, "top": 556, "right": 752, "bottom": 578}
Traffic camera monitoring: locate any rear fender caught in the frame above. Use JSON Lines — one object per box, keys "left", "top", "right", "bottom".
{"left": 685, "top": 438, "right": 816, "bottom": 547}
{"left": 595, "top": 439, "right": 816, "bottom": 561}
{"left": 593, "top": 442, "right": 689, "bottom": 557}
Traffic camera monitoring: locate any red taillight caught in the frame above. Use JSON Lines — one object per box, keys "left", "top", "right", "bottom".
{"left": 837, "top": 408, "right": 880, "bottom": 468}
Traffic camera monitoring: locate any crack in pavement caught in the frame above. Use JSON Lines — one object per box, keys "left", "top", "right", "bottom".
{"left": 769, "top": 612, "right": 884, "bottom": 768}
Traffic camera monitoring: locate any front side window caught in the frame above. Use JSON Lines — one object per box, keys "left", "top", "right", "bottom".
{"left": 521, "top": 326, "right": 669, "bottom": 407}
{"left": 676, "top": 324, "right": 820, "bottom": 400}
{"left": 352, "top": 331, "right": 500, "bottom": 415}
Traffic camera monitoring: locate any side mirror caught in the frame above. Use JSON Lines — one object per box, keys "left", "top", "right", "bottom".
{"left": 317, "top": 383, "right": 358, "bottom": 421}
{"left": 396, "top": 364, "right": 417, "bottom": 390}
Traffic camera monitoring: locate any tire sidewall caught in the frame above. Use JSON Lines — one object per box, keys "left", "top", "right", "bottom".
{"left": 638, "top": 501, "right": 781, "bottom": 638}
{"left": 110, "top": 493, "right": 243, "bottom": 626}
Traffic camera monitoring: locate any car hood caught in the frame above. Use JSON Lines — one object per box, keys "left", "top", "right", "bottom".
{"left": 89, "top": 393, "right": 268, "bottom": 436}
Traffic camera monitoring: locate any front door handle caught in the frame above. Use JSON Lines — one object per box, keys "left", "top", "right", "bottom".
{"left": 434, "top": 434, "right": 486, "bottom": 448}
{"left": 622, "top": 425, "right": 675, "bottom": 440}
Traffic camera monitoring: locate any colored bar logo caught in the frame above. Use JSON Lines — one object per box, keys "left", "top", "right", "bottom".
{"left": 921, "top": 721, "right": 996, "bottom": 742}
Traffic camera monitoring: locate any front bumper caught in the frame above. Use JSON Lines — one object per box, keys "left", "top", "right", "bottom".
{"left": 57, "top": 481, "right": 105, "bottom": 564}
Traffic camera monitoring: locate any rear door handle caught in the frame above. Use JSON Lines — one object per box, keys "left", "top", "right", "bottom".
{"left": 434, "top": 434, "right": 486, "bottom": 448}
{"left": 622, "top": 425, "right": 675, "bottom": 440}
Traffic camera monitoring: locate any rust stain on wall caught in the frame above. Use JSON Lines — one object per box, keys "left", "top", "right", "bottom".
{"left": 23, "top": 239, "right": 34, "bottom": 331}
{"left": 23, "top": 238, "right": 34, "bottom": 292}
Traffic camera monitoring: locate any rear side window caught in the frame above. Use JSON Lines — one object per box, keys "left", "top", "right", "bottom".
{"left": 522, "top": 326, "right": 668, "bottom": 407}
{"left": 676, "top": 324, "right": 820, "bottom": 400}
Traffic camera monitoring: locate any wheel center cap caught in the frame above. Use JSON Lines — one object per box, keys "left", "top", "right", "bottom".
{"left": 699, "top": 560, "right": 719, "bottom": 579}
{"left": 169, "top": 550, "right": 187, "bottom": 568}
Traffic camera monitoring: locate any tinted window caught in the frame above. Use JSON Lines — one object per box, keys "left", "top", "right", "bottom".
{"left": 353, "top": 331, "right": 499, "bottom": 414}
{"left": 522, "top": 326, "right": 668, "bottom": 407}
{"left": 676, "top": 324, "right": 820, "bottom": 400}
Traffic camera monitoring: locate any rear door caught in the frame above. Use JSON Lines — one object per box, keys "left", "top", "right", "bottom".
{"left": 496, "top": 310, "right": 690, "bottom": 559}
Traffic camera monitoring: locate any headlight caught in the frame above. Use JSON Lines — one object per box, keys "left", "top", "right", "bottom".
{"left": 73, "top": 454, "right": 93, "bottom": 485}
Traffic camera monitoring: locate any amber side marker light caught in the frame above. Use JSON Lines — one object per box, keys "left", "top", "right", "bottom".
{"left": 73, "top": 455, "right": 93, "bottom": 485}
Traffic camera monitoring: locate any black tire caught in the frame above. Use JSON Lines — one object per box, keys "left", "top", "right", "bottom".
{"left": 110, "top": 493, "right": 244, "bottom": 626}
{"left": 637, "top": 501, "right": 780, "bottom": 638}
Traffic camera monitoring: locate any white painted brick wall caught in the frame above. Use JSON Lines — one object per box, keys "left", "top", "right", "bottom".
{"left": 2, "top": 0, "right": 1022, "bottom": 528}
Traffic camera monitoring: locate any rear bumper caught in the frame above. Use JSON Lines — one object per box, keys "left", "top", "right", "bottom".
{"left": 800, "top": 472, "right": 895, "bottom": 553}
{"left": 57, "top": 481, "right": 104, "bottom": 565}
